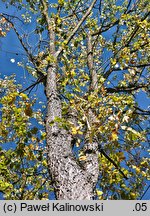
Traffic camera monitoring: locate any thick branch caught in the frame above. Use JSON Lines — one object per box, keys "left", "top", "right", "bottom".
{"left": 40, "top": 0, "right": 51, "bottom": 32}
{"left": 82, "top": 32, "right": 99, "bottom": 188}
{"left": 87, "top": 33, "right": 98, "bottom": 90}
{"left": 55, "top": 0, "right": 97, "bottom": 57}
{"left": 44, "top": 3, "right": 99, "bottom": 199}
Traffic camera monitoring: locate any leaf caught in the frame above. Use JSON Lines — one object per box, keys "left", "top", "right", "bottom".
{"left": 79, "top": 156, "right": 87, "bottom": 161}
{"left": 122, "top": 115, "right": 129, "bottom": 123}
{"left": 111, "top": 131, "right": 118, "bottom": 141}
{"left": 110, "top": 58, "right": 117, "bottom": 65}
{"left": 58, "top": 0, "right": 64, "bottom": 6}
{"left": 71, "top": 127, "right": 78, "bottom": 135}
{"left": 96, "top": 190, "right": 103, "bottom": 196}
{"left": 30, "top": 127, "right": 38, "bottom": 134}
{"left": 70, "top": 70, "right": 76, "bottom": 77}
{"left": 121, "top": 126, "right": 141, "bottom": 137}
{"left": 24, "top": 103, "right": 33, "bottom": 117}
{"left": 20, "top": 93, "right": 28, "bottom": 100}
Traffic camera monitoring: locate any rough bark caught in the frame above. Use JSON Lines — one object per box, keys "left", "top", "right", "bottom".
{"left": 45, "top": 17, "right": 99, "bottom": 199}
{"left": 45, "top": 63, "right": 99, "bottom": 200}
{"left": 87, "top": 34, "right": 98, "bottom": 90}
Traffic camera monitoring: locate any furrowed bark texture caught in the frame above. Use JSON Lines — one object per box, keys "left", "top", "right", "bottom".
{"left": 46, "top": 63, "right": 99, "bottom": 199}
{"left": 87, "top": 34, "right": 98, "bottom": 90}
{"left": 45, "top": 5, "right": 99, "bottom": 199}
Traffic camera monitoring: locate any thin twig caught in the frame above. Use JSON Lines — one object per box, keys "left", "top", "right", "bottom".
{"left": 95, "top": 137, "right": 128, "bottom": 179}
{"left": 106, "top": 84, "right": 149, "bottom": 93}
{"left": 20, "top": 75, "right": 46, "bottom": 93}
{"left": 140, "top": 184, "right": 150, "bottom": 200}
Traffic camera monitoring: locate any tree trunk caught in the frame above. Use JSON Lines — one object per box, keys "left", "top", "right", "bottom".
{"left": 45, "top": 19, "right": 99, "bottom": 200}
{"left": 45, "top": 63, "right": 99, "bottom": 199}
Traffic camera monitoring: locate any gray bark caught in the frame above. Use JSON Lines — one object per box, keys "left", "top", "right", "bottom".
{"left": 45, "top": 7, "right": 99, "bottom": 199}
{"left": 87, "top": 34, "right": 98, "bottom": 90}
{"left": 45, "top": 63, "right": 99, "bottom": 199}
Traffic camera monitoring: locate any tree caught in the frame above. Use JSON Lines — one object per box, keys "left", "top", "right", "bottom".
{"left": 0, "top": 0, "right": 149, "bottom": 200}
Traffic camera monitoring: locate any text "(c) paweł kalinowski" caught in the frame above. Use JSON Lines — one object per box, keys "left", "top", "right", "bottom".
{"left": 20, "top": 202, "right": 104, "bottom": 212}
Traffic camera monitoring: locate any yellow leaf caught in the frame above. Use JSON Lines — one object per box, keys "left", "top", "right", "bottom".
{"left": 20, "top": 93, "right": 28, "bottom": 100}
{"left": 57, "top": 17, "right": 62, "bottom": 25}
{"left": 29, "top": 144, "right": 34, "bottom": 150}
{"left": 132, "top": 165, "right": 140, "bottom": 174}
{"left": 31, "top": 137, "right": 37, "bottom": 142}
{"left": 71, "top": 127, "right": 78, "bottom": 135}
{"left": 76, "top": 139, "right": 81, "bottom": 147}
{"left": 58, "top": 0, "right": 64, "bottom": 5}
{"left": 46, "top": 56, "right": 51, "bottom": 62}
{"left": 96, "top": 190, "right": 103, "bottom": 196}
{"left": 79, "top": 156, "right": 87, "bottom": 161}
{"left": 70, "top": 70, "right": 76, "bottom": 77}
{"left": 130, "top": 192, "right": 137, "bottom": 199}
{"left": 110, "top": 58, "right": 117, "bottom": 66}
{"left": 78, "top": 130, "right": 83, "bottom": 135}
{"left": 42, "top": 160, "right": 47, "bottom": 166}
{"left": 135, "top": 167, "right": 140, "bottom": 174}
{"left": 111, "top": 132, "right": 118, "bottom": 141}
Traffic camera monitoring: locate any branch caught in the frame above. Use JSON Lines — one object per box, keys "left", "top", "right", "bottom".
{"left": 20, "top": 75, "right": 46, "bottom": 93}
{"left": 140, "top": 184, "right": 150, "bottom": 200}
{"left": 128, "top": 63, "right": 150, "bottom": 68}
{"left": 126, "top": 11, "right": 150, "bottom": 47}
{"left": 106, "top": 84, "right": 148, "bottom": 93}
{"left": 87, "top": 33, "right": 98, "bottom": 90}
{"left": 93, "top": 136, "right": 128, "bottom": 179}
{"left": 0, "top": 13, "right": 24, "bottom": 23}
{"left": 40, "top": 0, "right": 51, "bottom": 33}
{"left": 1, "top": 14, "right": 42, "bottom": 76}
{"left": 62, "top": 8, "right": 88, "bottom": 19}
{"left": 124, "top": 0, "right": 132, "bottom": 14}
{"left": 130, "top": 41, "right": 149, "bottom": 54}
{"left": 133, "top": 106, "right": 150, "bottom": 116}
{"left": 55, "top": 0, "right": 97, "bottom": 57}
{"left": 1, "top": 14, "right": 33, "bottom": 60}
{"left": 99, "top": 11, "right": 150, "bottom": 79}
{"left": 104, "top": 63, "right": 150, "bottom": 79}
{"left": 135, "top": 112, "right": 150, "bottom": 116}
{"left": 92, "top": 19, "right": 119, "bottom": 36}
{"left": 91, "top": 0, "right": 135, "bottom": 37}
{"left": 98, "top": 0, "right": 102, "bottom": 15}
{"left": 99, "top": 147, "right": 128, "bottom": 180}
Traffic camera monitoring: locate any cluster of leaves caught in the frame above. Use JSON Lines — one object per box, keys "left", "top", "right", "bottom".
{"left": 0, "top": 16, "right": 12, "bottom": 37}
{"left": 51, "top": 0, "right": 149, "bottom": 199}
{"left": 60, "top": 81, "right": 149, "bottom": 199}
{"left": 0, "top": 75, "right": 52, "bottom": 199}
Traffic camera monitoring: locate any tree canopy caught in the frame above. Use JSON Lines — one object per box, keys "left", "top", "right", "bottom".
{"left": 0, "top": 0, "right": 150, "bottom": 200}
